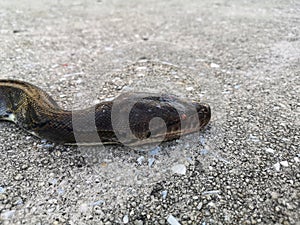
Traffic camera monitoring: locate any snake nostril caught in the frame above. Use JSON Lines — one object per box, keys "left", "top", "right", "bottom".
{"left": 192, "top": 103, "right": 211, "bottom": 124}
{"left": 204, "top": 104, "right": 211, "bottom": 115}
{"left": 193, "top": 103, "right": 210, "bottom": 114}
{"left": 146, "top": 131, "right": 151, "bottom": 138}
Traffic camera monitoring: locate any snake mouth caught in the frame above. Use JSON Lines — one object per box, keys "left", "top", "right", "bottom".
{"left": 171, "top": 102, "right": 211, "bottom": 137}
{"left": 166, "top": 101, "right": 211, "bottom": 139}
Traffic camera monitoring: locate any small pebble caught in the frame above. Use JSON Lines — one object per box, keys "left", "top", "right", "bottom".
{"left": 167, "top": 214, "right": 181, "bottom": 225}
{"left": 90, "top": 200, "right": 104, "bottom": 206}
{"left": 14, "top": 174, "right": 23, "bottom": 181}
{"left": 186, "top": 86, "right": 194, "bottom": 91}
{"left": 280, "top": 161, "right": 289, "bottom": 167}
{"left": 273, "top": 162, "right": 281, "bottom": 171}
{"left": 265, "top": 148, "right": 275, "bottom": 154}
{"left": 0, "top": 187, "right": 5, "bottom": 194}
{"left": 210, "top": 63, "right": 220, "bottom": 68}
{"left": 202, "top": 190, "right": 221, "bottom": 195}
{"left": 148, "top": 158, "right": 155, "bottom": 167}
{"left": 161, "top": 190, "right": 168, "bottom": 199}
{"left": 137, "top": 156, "right": 145, "bottom": 165}
{"left": 123, "top": 215, "right": 129, "bottom": 224}
{"left": 1, "top": 210, "right": 15, "bottom": 220}
{"left": 171, "top": 164, "right": 186, "bottom": 175}
{"left": 134, "top": 220, "right": 143, "bottom": 225}
{"left": 48, "top": 178, "right": 58, "bottom": 185}
{"left": 200, "top": 149, "right": 209, "bottom": 155}
{"left": 270, "top": 192, "right": 279, "bottom": 199}
{"left": 197, "top": 202, "right": 203, "bottom": 210}
{"left": 149, "top": 146, "right": 161, "bottom": 156}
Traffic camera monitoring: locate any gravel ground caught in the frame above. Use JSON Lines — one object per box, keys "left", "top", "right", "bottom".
{"left": 0, "top": 0, "right": 299, "bottom": 224}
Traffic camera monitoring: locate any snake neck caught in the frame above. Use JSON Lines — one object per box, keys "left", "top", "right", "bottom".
{"left": 0, "top": 80, "right": 75, "bottom": 142}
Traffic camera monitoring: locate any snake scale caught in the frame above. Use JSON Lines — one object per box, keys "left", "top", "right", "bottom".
{"left": 0, "top": 79, "right": 211, "bottom": 146}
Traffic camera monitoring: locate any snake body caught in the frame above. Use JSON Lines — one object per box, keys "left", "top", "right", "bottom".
{"left": 0, "top": 79, "right": 211, "bottom": 145}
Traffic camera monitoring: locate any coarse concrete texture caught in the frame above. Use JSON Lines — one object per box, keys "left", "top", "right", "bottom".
{"left": 0, "top": 0, "right": 299, "bottom": 224}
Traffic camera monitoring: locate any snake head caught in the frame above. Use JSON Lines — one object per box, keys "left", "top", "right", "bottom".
{"left": 111, "top": 93, "right": 211, "bottom": 145}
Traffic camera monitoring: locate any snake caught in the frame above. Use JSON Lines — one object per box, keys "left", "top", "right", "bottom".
{"left": 0, "top": 79, "right": 211, "bottom": 146}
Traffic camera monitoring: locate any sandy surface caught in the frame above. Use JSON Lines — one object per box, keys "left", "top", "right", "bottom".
{"left": 0, "top": 0, "right": 299, "bottom": 224}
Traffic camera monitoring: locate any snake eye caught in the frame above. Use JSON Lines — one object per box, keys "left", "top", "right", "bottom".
{"left": 146, "top": 131, "right": 151, "bottom": 138}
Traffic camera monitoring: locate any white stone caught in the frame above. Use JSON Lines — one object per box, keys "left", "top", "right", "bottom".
{"left": 210, "top": 63, "right": 220, "bottom": 68}
{"left": 171, "top": 164, "right": 186, "bottom": 175}
{"left": 167, "top": 214, "right": 181, "bottom": 225}
{"left": 123, "top": 215, "right": 129, "bottom": 224}
{"left": 148, "top": 158, "right": 155, "bottom": 167}
{"left": 161, "top": 190, "right": 168, "bottom": 199}
{"left": 280, "top": 161, "right": 289, "bottom": 167}
{"left": 137, "top": 156, "right": 145, "bottom": 165}
{"left": 265, "top": 148, "right": 275, "bottom": 154}
{"left": 273, "top": 162, "right": 280, "bottom": 171}
{"left": 186, "top": 86, "right": 194, "bottom": 91}
{"left": 197, "top": 202, "right": 203, "bottom": 210}
{"left": 1, "top": 210, "right": 15, "bottom": 220}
